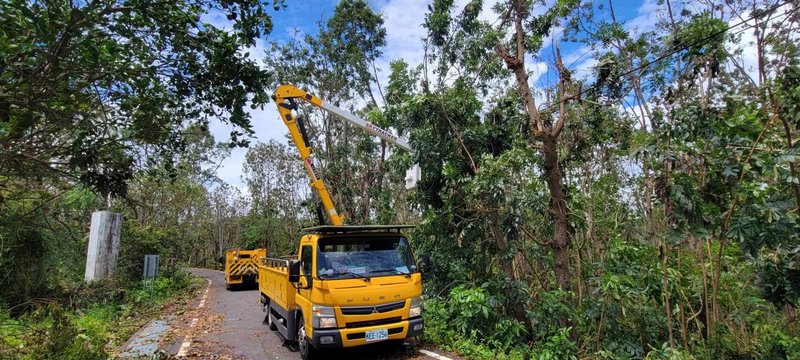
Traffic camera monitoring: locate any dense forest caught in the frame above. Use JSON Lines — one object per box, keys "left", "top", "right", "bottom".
{"left": 2, "top": 0, "right": 800, "bottom": 358}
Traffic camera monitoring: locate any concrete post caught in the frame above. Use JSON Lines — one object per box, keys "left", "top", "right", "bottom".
{"left": 84, "top": 211, "right": 122, "bottom": 282}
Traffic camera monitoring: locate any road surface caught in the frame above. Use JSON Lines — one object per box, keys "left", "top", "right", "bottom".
{"left": 165, "top": 268, "right": 445, "bottom": 360}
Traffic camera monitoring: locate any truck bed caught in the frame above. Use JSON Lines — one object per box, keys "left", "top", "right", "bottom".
{"left": 258, "top": 257, "right": 297, "bottom": 311}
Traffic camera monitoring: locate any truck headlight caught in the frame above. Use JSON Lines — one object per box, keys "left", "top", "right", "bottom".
{"left": 409, "top": 296, "right": 422, "bottom": 318}
{"left": 312, "top": 305, "right": 337, "bottom": 329}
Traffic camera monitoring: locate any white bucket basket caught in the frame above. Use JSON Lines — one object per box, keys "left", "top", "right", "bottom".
{"left": 405, "top": 163, "right": 421, "bottom": 190}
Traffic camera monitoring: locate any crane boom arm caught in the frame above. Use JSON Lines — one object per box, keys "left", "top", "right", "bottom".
{"left": 272, "top": 84, "right": 414, "bottom": 226}
{"left": 319, "top": 102, "right": 413, "bottom": 152}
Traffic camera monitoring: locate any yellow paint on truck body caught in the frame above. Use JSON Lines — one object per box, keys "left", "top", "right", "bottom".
{"left": 258, "top": 256, "right": 297, "bottom": 311}
{"left": 225, "top": 248, "right": 266, "bottom": 285}
{"left": 258, "top": 231, "right": 423, "bottom": 349}
{"left": 266, "top": 85, "right": 423, "bottom": 353}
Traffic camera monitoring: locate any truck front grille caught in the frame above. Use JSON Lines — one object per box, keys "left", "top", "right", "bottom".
{"left": 340, "top": 300, "right": 405, "bottom": 315}
{"left": 345, "top": 316, "right": 402, "bottom": 329}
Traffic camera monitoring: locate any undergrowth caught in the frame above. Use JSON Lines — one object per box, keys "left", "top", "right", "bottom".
{"left": 0, "top": 268, "right": 198, "bottom": 359}
{"left": 420, "top": 243, "right": 800, "bottom": 360}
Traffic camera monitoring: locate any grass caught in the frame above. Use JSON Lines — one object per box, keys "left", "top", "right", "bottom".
{"left": 0, "top": 268, "right": 202, "bottom": 359}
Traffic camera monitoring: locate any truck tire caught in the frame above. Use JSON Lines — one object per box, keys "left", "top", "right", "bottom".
{"left": 267, "top": 309, "right": 277, "bottom": 331}
{"left": 387, "top": 339, "right": 406, "bottom": 351}
{"left": 296, "top": 315, "right": 317, "bottom": 360}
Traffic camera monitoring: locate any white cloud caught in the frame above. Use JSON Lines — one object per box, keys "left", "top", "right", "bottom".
{"left": 477, "top": 0, "right": 500, "bottom": 22}
{"left": 733, "top": 28, "right": 760, "bottom": 83}
{"left": 208, "top": 105, "right": 287, "bottom": 192}
{"left": 573, "top": 57, "right": 599, "bottom": 76}
{"left": 366, "top": 1, "right": 428, "bottom": 102}
{"left": 625, "top": 0, "right": 661, "bottom": 34}
{"left": 202, "top": 0, "right": 627, "bottom": 191}
{"left": 541, "top": 25, "right": 564, "bottom": 53}
{"left": 620, "top": 102, "right": 650, "bottom": 131}
{"left": 201, "top": 9, "right": 234, "bottom": 32}
{"left": 379, "top": 0, "right": 429, "bottom": 65}
{"left": 563, "top": 45, "right": 590, "bottom": 66}
{"left": 374, "top": 0, "right": 499, "bottom": 87}
{"left": 198, "top": 8, "right": 291, "bottom": 192}
{"left": 725, "top": 2, "right": 796, "bottom": 86}
{"left": 529, "top": 60, "right": 549, "bottom": 84}
{"left": 243, "top": 38, "right": 269, "bottom": 66}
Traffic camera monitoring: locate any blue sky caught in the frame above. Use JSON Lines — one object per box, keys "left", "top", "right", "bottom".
{"left": 204, "top": 0, "right": 662, "bottom": 192}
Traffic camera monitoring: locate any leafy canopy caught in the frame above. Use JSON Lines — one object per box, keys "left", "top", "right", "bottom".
{"left": 0, "top": 0, "right": 281, "bottom": 196}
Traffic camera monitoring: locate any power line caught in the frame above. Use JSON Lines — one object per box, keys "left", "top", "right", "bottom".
{"left": 566, "top": 48, "right": 593, "bottom": 69}
{"left": 540, "top": 0, "right": 795, "bottom": 113}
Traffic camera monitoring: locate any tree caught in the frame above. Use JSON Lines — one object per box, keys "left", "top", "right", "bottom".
{"left": 263, "top": 0, "right": 395, "bottom": 224}
{"left": 423, "top": 0, "right": 581, "bottom": 292}
{"left": 0, "top": 0, "right": 280, "bottom": 197}
{"left": 572, "top": 0, "right": 800, "bottom": 347}
{"left": 243, "top": 140, "right": 310, "bottom": 253}
{"left": 492, "top": 0, "right": 581, "bottom": 293}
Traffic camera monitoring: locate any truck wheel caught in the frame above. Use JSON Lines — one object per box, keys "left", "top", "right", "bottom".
{"left": 388, "top": 340, "right": 406, "bottom": 351}
{"left": 267, "top": 310, "right": 277, "bottom": 331}
{"left": 296, "top": 315, "right": 317, "bottom": 360}
{"left": 226, "top": 283, "right": 232, "bottom": 291}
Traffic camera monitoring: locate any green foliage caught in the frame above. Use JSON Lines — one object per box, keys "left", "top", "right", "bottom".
{"left": 0, "top": 271, "right": 195, "bottom": 359}
{"left": 423, "top": 288, "right": 531, "bottom": 359}
{"left": 3, "top": 1, "right": 800, "bottom": 360}
{"left": 754, "top": 246, "right": 800, "bottom": 307}
{"left": 530, "top": 327, "right": 578, "bottom": 360}
{"left": 0, "top": 183, "right": 98, "bottom": 309}
{"left": 242, "top": 140, "right": 309, "bottom": 253}
{"left": 18, "top": 306, "right": 106, "bottom": 360}
{"left": 671, "top": 12, "right": 728, "bottom": 77}
{"left": 446, "top": 286, "right": 502, "bottom": 335}
{"left": 262, "top": 0, "right": 401, "bottom": 226}
{"left": 315, "top": 0, "right": 386, "bottom": 96}
{"left": 423, "top": 0, "right": 505, "bottom": 89}
{"left": 0, "top": 0, "right": 277, "bottom": 196}
{"left": 644, "top": 346, "right": 697, "bottom": 360}
{"left": 399, "top": 1, "right": 800, "bottom": 359}
{"left": 126, "top": 269, "right": 193, "bottom": 306}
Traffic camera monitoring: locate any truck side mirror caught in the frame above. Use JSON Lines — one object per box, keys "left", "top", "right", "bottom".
{"left": 289, "top": 260, "right": 301, "bottom": 283}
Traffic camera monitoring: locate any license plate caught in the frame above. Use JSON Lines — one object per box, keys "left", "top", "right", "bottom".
{"left": 365, "top": 328, "right": 388, "bottom": 342}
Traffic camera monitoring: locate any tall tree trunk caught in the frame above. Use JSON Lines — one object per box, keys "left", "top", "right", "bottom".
{"left": 661, "top": 240, "right": 676, "bottom": 348}
{"left": 490, "top": 216, "right": 529, "bottom": 323}
{"left": 217, "top": 202, "right": 224, "bottom": 260}
{"left": 542, "top": 135, "right": 572, "bottom": 291}
{"left": 494, "top": 0, "right": 573, "bottom": 296}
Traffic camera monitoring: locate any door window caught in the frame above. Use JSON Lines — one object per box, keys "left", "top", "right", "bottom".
{"left": 301, "top": 246, "right": 312, "bottom": 275}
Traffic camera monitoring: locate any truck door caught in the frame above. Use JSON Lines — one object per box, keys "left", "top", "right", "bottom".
{"left": 298, "top": 244, "right": 314, "bottom": 310}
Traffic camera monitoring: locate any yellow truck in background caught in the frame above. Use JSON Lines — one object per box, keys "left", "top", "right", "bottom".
{"left": 225, "top": 248, "right": 266, "bottom": 290}
{"left": 258, "top": 225, "right": 428, "bottom": 360}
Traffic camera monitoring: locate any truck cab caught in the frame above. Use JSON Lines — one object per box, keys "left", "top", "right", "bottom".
{"left": 258, "top": 225, "right": 426, "bottom": 359}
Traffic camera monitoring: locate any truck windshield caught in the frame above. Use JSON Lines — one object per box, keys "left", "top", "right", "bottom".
{"left": 316, "top": 236, "right": 417, "bottom": 279}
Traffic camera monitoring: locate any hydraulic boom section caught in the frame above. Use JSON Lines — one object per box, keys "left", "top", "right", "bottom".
{"left": 272, "top": 84, "right": 418, "bottom": 226}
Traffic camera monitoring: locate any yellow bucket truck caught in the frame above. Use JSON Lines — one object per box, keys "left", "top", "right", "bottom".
{"left": 257, "top": 85, "right": 428, "bottom": 359}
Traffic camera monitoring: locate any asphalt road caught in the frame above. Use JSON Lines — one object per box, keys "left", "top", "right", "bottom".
{"left": 172, "top": 268, "right": 437, "bottom": 360}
